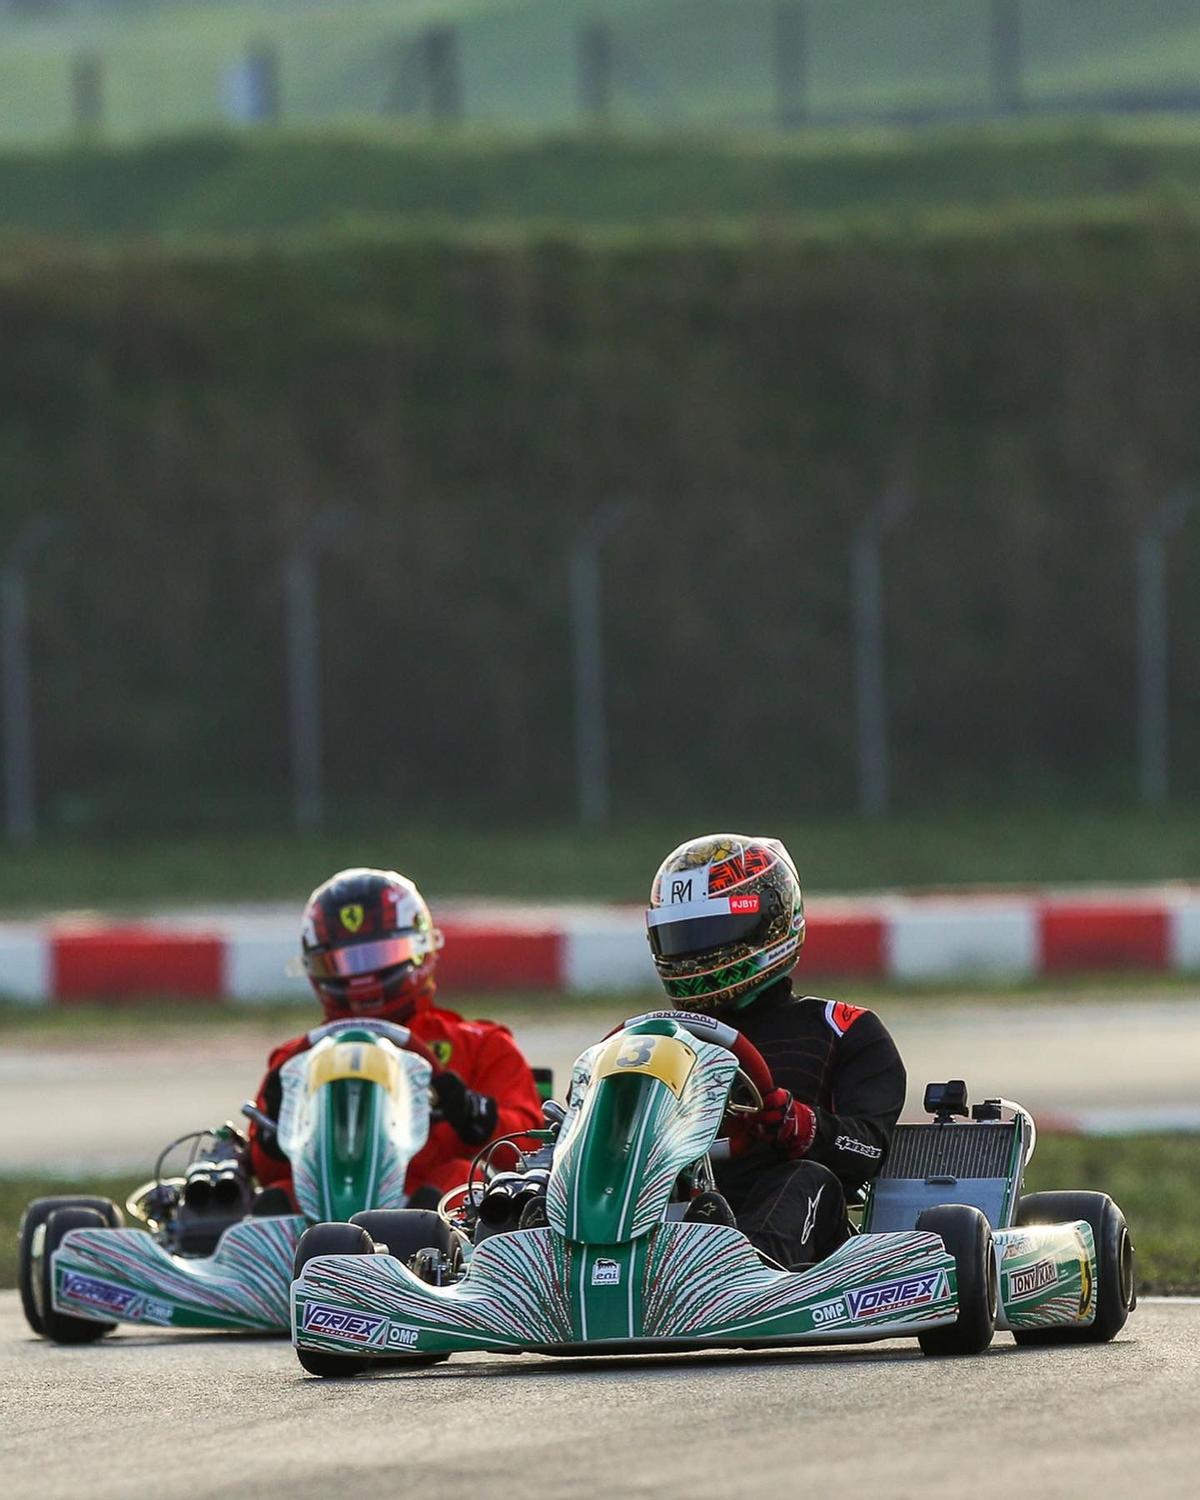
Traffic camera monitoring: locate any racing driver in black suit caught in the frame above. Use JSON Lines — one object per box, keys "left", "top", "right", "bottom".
{"left": 643, "top": 833, "right": 907, "bottom": 1270}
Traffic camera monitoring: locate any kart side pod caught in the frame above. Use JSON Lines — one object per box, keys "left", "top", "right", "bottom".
{"left": 864, "top": 1082, "right": 1131, "bottom": 1340}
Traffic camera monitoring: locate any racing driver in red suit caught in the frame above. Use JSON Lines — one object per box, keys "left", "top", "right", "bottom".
{"left": 248, "top": 867, "right": 543, "bottom": 1208}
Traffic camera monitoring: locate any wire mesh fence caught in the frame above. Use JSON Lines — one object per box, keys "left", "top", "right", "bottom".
{"left": 4, "top": 0, "right": 1200, "bottom": 143}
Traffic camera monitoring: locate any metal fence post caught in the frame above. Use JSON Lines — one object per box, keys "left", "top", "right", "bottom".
{"left": 71, "top": 52, "right": 104, "bottom": 134}
{"left": 424, "top": 25, "right": 462, "bottom": 123}
{"left": 1136, "top": 490, "right": 1197, "bottom": 806}
{"left": 774, "top": 1, "right": 808, "bottom": 129}
{"left": 571, "top": 501, "right": 632, "bottom": 827}
{"left": 284, "top": 511, "right": 344, "bottom": 834}
{"left": 1, "top": 516, "right": 60, "bottom": 845}
{"left": 989, "top": 0, "right": 1023, "bottom": 115}
{"left": 853, "top": 487, "right": 913, "bottom": 818}
{"left": 579, "top": 22, "right": 615, "bottom": 125}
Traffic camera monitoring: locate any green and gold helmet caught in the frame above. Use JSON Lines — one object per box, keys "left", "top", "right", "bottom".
{"left": 646, "top": 834, "right": 805, "bottom": 1010}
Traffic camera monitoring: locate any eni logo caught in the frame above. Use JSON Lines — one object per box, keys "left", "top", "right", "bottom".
{"left": 339, "top": 904, "right": 365, "bottom": 933}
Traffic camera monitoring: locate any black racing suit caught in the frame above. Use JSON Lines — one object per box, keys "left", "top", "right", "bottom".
{"left": 714, "top": 979, "right": 907, "bottom": 1269}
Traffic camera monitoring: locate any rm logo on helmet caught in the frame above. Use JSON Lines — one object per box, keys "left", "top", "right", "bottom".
{"left": 339, "top": 904, "right": 365, "bottom": 934}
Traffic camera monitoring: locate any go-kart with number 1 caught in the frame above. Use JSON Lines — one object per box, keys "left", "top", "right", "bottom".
{"left": 289, "top": 1010, "right": 1135, "bottom": 1375}
{"left": 19, "top": 1018, "right": 439, "bottom": 1341}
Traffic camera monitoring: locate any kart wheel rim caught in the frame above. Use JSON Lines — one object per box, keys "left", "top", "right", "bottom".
{"left": 1118, "top": 1227, "right": 1134, "bottom": 1309}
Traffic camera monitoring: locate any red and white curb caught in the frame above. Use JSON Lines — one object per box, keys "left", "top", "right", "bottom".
{"left": 1, "top": 887, "right": 1199, "bottom": 1004}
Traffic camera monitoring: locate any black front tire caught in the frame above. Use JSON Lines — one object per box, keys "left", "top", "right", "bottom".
{"left": 916, "top": 1204, "right": 997, "bottom": 1356}
{"left": 19, "top": 1195, "right": 123, "bottom": 1336}
{"left": 1012, "top": 1190, "right": 1135, "bottom": 1345}
{"left": 293, "top": 1222, "right": 376, "bottom": 1378}
{"left": 37, "top": 1207, "right": 120, "bottom": 1344}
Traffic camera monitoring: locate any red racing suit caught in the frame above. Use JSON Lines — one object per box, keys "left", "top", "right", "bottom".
{"left": 248, "top": 993, "right": 543, "bottom": 1204}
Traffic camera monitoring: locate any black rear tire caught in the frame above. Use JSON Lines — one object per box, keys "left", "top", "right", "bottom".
{"left": 916, "top": 1204, "right": 997, "bottom": 1356}
{"left": 1012, "top": 1190, "right": 1135, "bottom": 1345}
{"left": 19, "top": 1195, "right": 123, "bottom": 1336}
{"left": 293, "top": 1222, "right": 376, "bottom": 1378}
{"left": 350, "top": 1209, "right": 455, "bottom": 1268}
{"left": 37, "top": 1207, "right": 120, "bottom": 1344}
{"left": 349, "top": 1210, "right": 454, "bottom": 1365}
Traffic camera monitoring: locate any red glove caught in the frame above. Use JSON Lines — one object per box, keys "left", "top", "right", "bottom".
{"left": 739, "top": 1087, "right": 816, "bottom": 1160}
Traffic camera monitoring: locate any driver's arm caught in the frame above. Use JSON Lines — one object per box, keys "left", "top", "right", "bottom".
{"left": 805, "top": 1012, "right": 906, "bottom": 1184}
{"left": 463, "top": 1024, "right": 544, "bottom": 1143}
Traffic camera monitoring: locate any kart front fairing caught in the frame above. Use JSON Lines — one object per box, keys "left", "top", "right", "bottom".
{"left": 292, "top": 1017, "right": 962, "bottom": 1358}
{"left": 49, "top": 1033, "right": 433, "bottom": 1334}
{"left": 546, "top": 1022, "right": 736, "bottom": 1244}
{"left": 294, "top": 1223, "right": 960, "bottom": 1357}
{"left": 278, "top": 1034, "right": 431, "bottom": 1222}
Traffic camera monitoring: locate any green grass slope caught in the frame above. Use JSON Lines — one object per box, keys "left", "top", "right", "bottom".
{"left": 3, "top": 0, "right": 1200, "bottom": 144}
{"left": 7, "top": 118, "right": 1200, "bottom": 238}
{"left": 1, "top": 808, "right": 1199, "bottom": 911}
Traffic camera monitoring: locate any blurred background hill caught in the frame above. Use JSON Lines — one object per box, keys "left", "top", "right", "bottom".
{"left": 0, "top": 1, "right": 1198, "bottom": 902}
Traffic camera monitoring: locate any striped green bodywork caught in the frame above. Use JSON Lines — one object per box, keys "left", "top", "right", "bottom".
{"left": 293, "top": 1223, "right": 961, "bottom": 1357}
{"left": 48, "top": 1029, "right": 432, "bottom": 1334}
{"left": 310, "top": 1077, "right": 386, "bottom": 1223}
{"left": 993, "top": 1222, "right": 1097, "bottom": 1331}
{"left": 547, "top": 1019, "right": 734, "bottom": 1245}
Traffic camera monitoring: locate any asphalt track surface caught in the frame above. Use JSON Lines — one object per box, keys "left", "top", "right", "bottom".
{"left": 5, "top": 993, "right": 1200, "bottom": 1171}
{"left": 2, "top": 1293, "right": 1196, "bottom": 1500}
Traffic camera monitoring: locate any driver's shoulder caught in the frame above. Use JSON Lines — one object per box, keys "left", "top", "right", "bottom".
{"left": 415, "top": 1005, "right": 510, "bottom": 1043}
{"left": 265, "top": 1032, "right": 312, "bottom": 1070}
{"left": 794, "top": 995, "right": 879, "bottom": 1040}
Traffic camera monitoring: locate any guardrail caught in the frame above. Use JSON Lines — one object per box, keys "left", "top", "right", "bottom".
{"left": 2, "top": 887, "right": 1198, "bottom": 1001}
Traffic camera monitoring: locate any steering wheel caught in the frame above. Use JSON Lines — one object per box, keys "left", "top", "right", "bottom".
{"left": 306, "top": 1016, "right": 439, "bottom": 1069}
{"left": 614, "top": 1010, "right": 774, "bottom": 1116}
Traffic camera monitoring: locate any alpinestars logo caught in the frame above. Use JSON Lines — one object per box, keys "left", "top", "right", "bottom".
{"left": 801, "top": 1186, "right": 825, "bottom": 1245}
{"left": 835, "top": 1134, "right": 883, "bottom": 1160}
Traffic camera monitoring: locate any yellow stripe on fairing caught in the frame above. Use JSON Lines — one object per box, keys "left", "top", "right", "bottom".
{"left": 594, "top": 1034, "right": 697, "bottom": 1099}
{"left": 307, "top": 1041, "right": 400, "bottom": 1095}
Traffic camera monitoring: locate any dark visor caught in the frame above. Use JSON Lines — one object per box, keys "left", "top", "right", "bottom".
{"left": 303, "top": 934, "right": 425, "bottom": 980}
{"left": 647, "top": 909, "right": 766, "bottom": 961}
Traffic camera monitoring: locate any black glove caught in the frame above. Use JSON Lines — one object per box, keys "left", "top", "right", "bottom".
{"left": 432, "top": 1069, "right": 498, "bottom": 1147}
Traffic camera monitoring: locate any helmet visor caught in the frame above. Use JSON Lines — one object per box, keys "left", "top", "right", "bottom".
{"left": 647, "top": 896, "right": 766, "bottom": 960}
{"left": 303, "top": 934, "right": 427, "bottom": 980}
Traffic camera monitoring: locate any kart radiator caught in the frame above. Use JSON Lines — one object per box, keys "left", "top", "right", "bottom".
{"left": 864, "top": 1122, "right": 1019, "bottom": 1233}
{"left": 881, "top": 1123, "right": 1015, "bottom": 1183}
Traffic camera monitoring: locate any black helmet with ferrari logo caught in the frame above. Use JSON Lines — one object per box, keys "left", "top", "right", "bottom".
{"left": 300, "top": 867, "right": 443, "bottom": 1023}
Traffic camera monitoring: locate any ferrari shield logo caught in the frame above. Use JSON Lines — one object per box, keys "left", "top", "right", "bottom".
{"left": 430, "top": 1040, "right": 453, "bottom": 1066}
{"left": 339, "top": 904, "right": 365, "bottom": 934}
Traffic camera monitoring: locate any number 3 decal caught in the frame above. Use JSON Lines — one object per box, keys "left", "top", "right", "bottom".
{"left": 616, "top": 1038, "right": 656, "bottom": 1069}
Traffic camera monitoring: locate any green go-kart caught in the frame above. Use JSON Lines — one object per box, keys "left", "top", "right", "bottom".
{"left": 19, "top": 1018, "right": 452, "bottom": 1341}
{"left": 290, "top": 1009, "right": 1136, "bottom": 1376}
